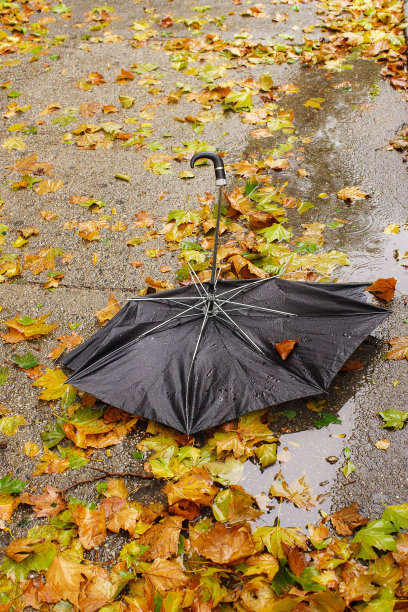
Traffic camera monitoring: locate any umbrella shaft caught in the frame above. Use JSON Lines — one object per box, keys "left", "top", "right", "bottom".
{"left": 210, "top": 185, "right": 223, "bottom": 290}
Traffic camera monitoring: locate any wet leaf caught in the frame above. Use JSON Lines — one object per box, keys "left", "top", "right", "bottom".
{"left": 326, "top": 502, "right": 369, "bottom": 536}
{"left": 385, "top": 336, "right": 408, "bottom": 360}
{"left": 378, "top": 409, "right": 408, "bottom": 430}
{"left": 269, "top": 470, "right": 319, "bottom": 510}
{"left": 337, "top": 185, "right": 369, "bottom": 202}
{"left": 365, "top": 278, "right": 396, "bottom": 301}
{"left": 94, "top": 293, "right": 120, "bottom": 325}
{"left": 212, "top": 486, "right": 262, "bottom": 523}
{"left": 274, "top": 338, "right": 299, "bottom": 360}
{"left": 352, "top": 520, "right": 397, "bottom": 560}
{"left": 190, "top": 520, "right": 255, "bottom": 563}
{"left": 0, "top": 414, "right": 27, "bottom": 436}
{"left": 164, "top": 467, "right": 218, "bottom": 507}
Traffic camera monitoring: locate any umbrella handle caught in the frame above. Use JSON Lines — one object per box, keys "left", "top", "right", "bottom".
{"left": 190, "top": 152, "right": 226, "bottom": 294}
{"left": 190, "top": 152, "right": 227, "bottom": 186}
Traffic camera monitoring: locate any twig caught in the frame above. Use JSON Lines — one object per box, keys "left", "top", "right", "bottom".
{"left": 342, "top": 479, "right": 357, "bottom": 486}
{"left": 89, "top": 466, "right": 155, "bottom": 480}
{"left": 60, "top": 467, "right": 155, "bottom": 494}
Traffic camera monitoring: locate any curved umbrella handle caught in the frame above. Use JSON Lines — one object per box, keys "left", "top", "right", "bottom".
{"left": 190, "top": 152, "right": 227, "bottom": 186}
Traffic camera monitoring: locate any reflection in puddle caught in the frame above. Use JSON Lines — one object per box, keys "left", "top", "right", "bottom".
{"left": 242, "top": 399, "right": 356, "bottom": 528}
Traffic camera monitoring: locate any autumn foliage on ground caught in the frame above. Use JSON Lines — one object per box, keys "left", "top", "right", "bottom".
{"left": 0, "top": 0, "right": 407, "bottom": 609}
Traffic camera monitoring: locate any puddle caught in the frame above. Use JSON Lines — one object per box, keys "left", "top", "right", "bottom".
{"left": 237, "top": 332, "right": 387, "bottom": 529}
{"left": 242, "top": 398, "right": 356, "bottom": 528}
{"left": 241, "top": 59, "right": 408, "bottom": 292}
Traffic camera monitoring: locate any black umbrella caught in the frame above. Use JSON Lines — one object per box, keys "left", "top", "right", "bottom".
{"left": 60, "top": 153, "right": 389, "bottom": 434}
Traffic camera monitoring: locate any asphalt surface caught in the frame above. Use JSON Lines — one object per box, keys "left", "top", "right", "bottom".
{"left": 0, "top": 0, "right": 407, "bottom": 548}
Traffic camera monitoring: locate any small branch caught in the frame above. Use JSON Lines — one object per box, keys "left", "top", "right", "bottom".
{"left": 60, "top": 467, "right": 156, "bottom": 494}
{"left": 89, "top": 466, "right": 155, "bottom": 480}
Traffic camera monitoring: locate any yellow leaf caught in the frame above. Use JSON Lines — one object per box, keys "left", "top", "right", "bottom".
{"left": 1, "top": 136, "right": 26, "bottom": 150}
{"left": 384, "top": 224, "right": 400, "bottom": 234}
{"left": 33, "top": 179, "right": 64, "bottom": 194}
{"left": 32, "top": 368, "right": 69, "bottom": 400}
{"left": 94, "top": 292, "right": 120, "bottom": 325}
{"left": 23, "top": 441, "right": 41, "bottom": 458}
{"left": 0, "top": 414, "right": 27, "bottom": 436}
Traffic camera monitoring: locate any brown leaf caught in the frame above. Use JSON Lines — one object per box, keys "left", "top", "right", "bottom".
{"left": 47, "top": 333, "right": 83, "bottom": 360}
{"left": 340, "top": 358, "right": 363, "bottom": 371}
{"left": 160, "top": 15, "right": 174, "bottom": 27}
{"left": 94, "top": 292, "right": 120, "bottom": 324}
{"left": 139, "top": 515, "right": 184, "bottom": 561}
{"left": 71, "top": 504, "right": 106, "bottom": 549}
{"left": 145, "top": 559, "right": 189, "bottom": 594}
{"left": 168, "top": 499, "right": 201, "bottom": 520}
{"left": 274, "top": 338, "right": 299, "bottom": 360}
{"left": 326, "top": 502, "right": 369, "bottom": 536}
{"left": 269, "top": 470, "right": 319, "bottom": 510}
{"left": 134, "top": 211, "right": 154, "bottom": 227}
{"left": 45, "top": 556, "right": 91, "bottom": 607}
{"left": 20, "top": 486, "right": 66, "bottom": 518}
{"left": 287, "top": 546, "right": 308, "bottom": 575}
{"left": 365, "top": 277, "right": 396, "bottom": 301}
{"left": 190, "top": 521, "right": 255, "bottom": 564}
{"left": 224, "top": 187, "right": 252, "bottom": 215}
{"left": 386, "top": 336, "right": 408, "bottom": 360}
{"left": 229, "top": 255, "right": 267, "bottom": 279}
{"left": 164, "top": 468, "right": 218, "bottom": 507}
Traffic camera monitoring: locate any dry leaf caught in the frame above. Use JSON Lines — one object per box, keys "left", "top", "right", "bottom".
{"left": 94, "top": 292, "right": 120, "bottom": 325}
{"left": 190, "top": 521, "right": 255, "bottom": 564}
{"left": 386, "top": 336, "right": 408, "bottom": 360}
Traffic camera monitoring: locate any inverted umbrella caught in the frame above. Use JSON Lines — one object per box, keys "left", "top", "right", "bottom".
{"left": 61, "top": 153, "right": 389, "bottom": 434}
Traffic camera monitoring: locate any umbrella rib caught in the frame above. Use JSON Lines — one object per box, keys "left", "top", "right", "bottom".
{"left": 216, "top": 278, "right": 270, "bottom": 305}
{"left": 215, "top": 306, "right": 267, "bottom": 356}
{"left": 185, "top": 302, "right": 211, "bottom": 433}
{"left": 186, "top": 260, "right": 208, "bottom": 298}
{"left": 67, "top": 299, "right": 206, "bottom": 381}
{"left": 127, "top": 297, "right": 203, "bottom": 310}
{"left": 222, "top": 301, "right": 297, "bottom": 317}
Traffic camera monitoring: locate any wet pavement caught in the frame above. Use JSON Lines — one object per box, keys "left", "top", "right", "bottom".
{"left": 0, "top": 0, "right": 407, "bottom": 543}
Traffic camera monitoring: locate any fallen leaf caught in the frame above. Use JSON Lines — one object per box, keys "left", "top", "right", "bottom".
{"left": 326, "top": 503, "right": 369, "bottom": 535}
{"left": 365, "top": 277, "right": 396, "bottom": 301}
{"left": 274, "top": 338, "right": 299, "bottom": 360}
{"left": 269, "top": 470, "right": 319, "bottom": 510}
{"left": 385, "top": 336, "right": 408, "bottom": 360}
{"left": 337, "top": 186, "right": 369, "bottom": 203}
{"left": 94, "top": 293, "right": 120, "bottom": 325}
{"left": 375, "top": 439, "right": 390, "bottom": 450}
{"left": 190, "top": 521, "right": 255, "bottom": 563}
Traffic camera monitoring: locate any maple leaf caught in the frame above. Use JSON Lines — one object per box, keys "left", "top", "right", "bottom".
{"left": 190, "top": 521, "right": 255, "bottom": 564}
{"left": 71, "top": 503, "right": 106, "bottom": 550}
{"left": 32, "top": 368, "right": 72, "bottom": 401}
{"left": 385, "top": 336, "right": 408, "bottom": 361}
{"left": 45, "top": 556, "right": 91, "bottom": 607}
{"left": 139, "top": 515, "right": 184, "bottom": 561}
{"left": 229, "top": 254, "right": 267, "bottom": 279}
{"left": 0, "top": 414, "right": 27, "bottom": 436}
{"left": 352, "top": 520, "right": 397, "bottom": 560}
{"left": 94, "top": 292, "right": 120, "bottom": 325}
{"left": 164, "top": 467, "right": 218, "bottom": 507}
{"left": 382, "top": 504, "right": 408, "bottom": 531}
{"left": 20, "top": 485, "right": 66, "bottom": 518}
{"left": 212, "top": 486, "right": 262, "bottom": 523}
{"left": 269, "top": 470, "right": 319, "bottom": 510}
{"left": 1, "top": 313, "right": 58, "bottom": 343}
{"left": 337, "top": 186, "right": 369, "bottom": 203}
{"left": 365, "top": 278, "right": 396, "bottom": 301}
{"left": 274, "top": 338, "right": 299, "bottom": 360}
{"left": 341, "top": 358, "right": 364, "bottom": 371}
{"left": 47, "top": 333, "right": 83, "bottom": 360}
{"left": 327, "top": 503, "right": 369, "bottom": 536}
{"left": 253, "top": 524, "right": 308, "bottom": 559}
{"left": 33, "top": 179, "right": 64, "bottom": 194}
{"left": 145, "top": 559, "right": 189, "bottom": 594}
{"left": 378, "top": 409, "right": 408, "bottom": 430}
{"left": 78, "top": 220, "right": 103, "bottom": 241}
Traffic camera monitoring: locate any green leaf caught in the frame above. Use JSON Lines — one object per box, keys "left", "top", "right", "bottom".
{"left": 295, "top": 566, "right": 326, "bottom": 592}
{"left": 297, "top": 201, "right": 315, "bottom": 214}
{"left": 12, "top": 352, "right": 40, "bottom": 369}
{"left": 0, "top": 367, "right": 9, "bottom": 386}
{"left": 378, "top": 409, "right": 408, "bottom": 430}
{"left": 179, "top": 241, "right": 203, "bottom": 251}
{"left": 17, "top": 315, "right": 36, "bottom": 326}
{"left": 341, "top": 460, "right": 355, "bottom": 477}
{"left": 222, "top": 91, "right": 253, "bottom": 112}
{"left": 271, "top": 560, "right": 296, "bottom": 595}
{"left": 59, "top": 446, "right": 89, "bottom": 469}
{"left": 352, "top": 520, "right": 397, "bottom": 560}
{"left": 8, "top": 90, "right": 22, "bottom": 98}
{"left": 283, "top": 409, "right": 297, "bottom": 419}
{"left": 0, "top": 475, "right": 27, "bottom": 496}
{"left": 382, "top": 504, "right": 408, "bottom": 531}
{"left": 0, "top": 414, "right": 27, "bottom": 436}
{"left": 313, "top": 413, "right": 342, "bottom": 429}
{"left": 254, "top": 443, "right": 277, "bottom": 469}
{"left": 41, "top": 421, "right": 66, "bottom": 448}
{"left": 257, "top": 224, "right": 292, "bottom": 244}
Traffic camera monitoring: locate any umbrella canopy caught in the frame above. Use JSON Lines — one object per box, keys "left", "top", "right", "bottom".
{"left": 60, "top": 152, "right": 389, "bottom": 434}
{"left": 61, "top": 277, "right": 388, "bottom": 434}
